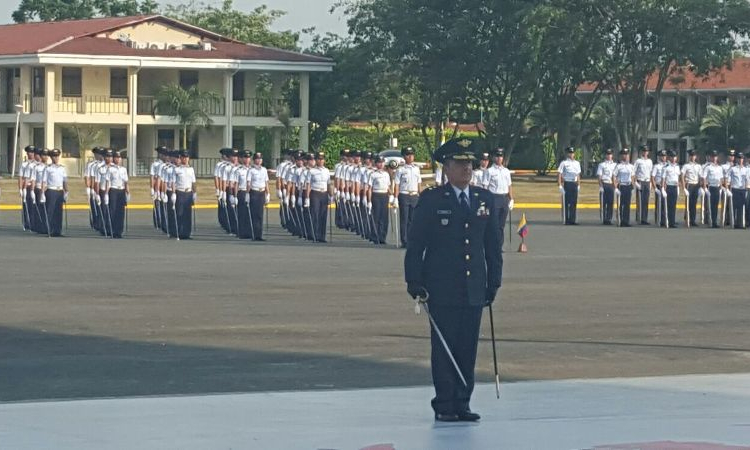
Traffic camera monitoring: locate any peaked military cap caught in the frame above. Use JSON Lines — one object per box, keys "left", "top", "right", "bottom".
{"left": 728, "top": 149, "right": 736, "bottom": 156}
{"left": 316, "top": 151, "right": 326, "bottom": 160}
{"left": 304, "top": 152, "right": 315, "bottom": 161}
{"left": 49, "top": 148, "right": 61, "bottom": 157}
{"left": 178, "top": 149, "right": 190, "bottom": 157}
{"left": 104, "top": 148, "right": 114, "bottom": 157}
{"left": 155, "top": 146, "right": 168, "bottom": 154}
{"left": 253, "top": 151, "right": 263, "bottom": 159}
{"left": 433, "top": 138, "right": 479, "bottom": 163}
{"left": 239, "top": 150, "right": 251, "bottom": 158}
{"left": 688, "top": 149, "right": 697, "bottom": 156}
{"left": 667, "top": 150, "right": 677, "bottom": 157}
{"left": 480, "top": 152, "right": 490, "bottom": 160}
{"left": 565, "top": 146, "right": 575, "bottom": 154}
{"left": 709, "top": 150, "right": 718, "bottom": 156}
{"left": 658, "top": 149, "right": 667, "bottom": 156}
{"left": 605, "top": 148, "right": 613, "bottom": 155}
{"left": 620, "top": 148, "right": 630, "bottom": 155}
{"left": 737, "top": 152, "right": 745, "bottom": 158}
{"left": 41, "top": 148, "right": 50, "bottom": 156}
{"left": 24, "top": 145, "right": 36, "bottom": 153}
{"left": 375, "top": 155, "right": 386, "bottom": 163}
{"left": 493, "top": 148, "right": 504, "bottom": 157}
{"left": 350, "top": 150, "right": 362, "bottom": 157}
{"left": 401, "top": 146, "right": 415, "bottom": 156}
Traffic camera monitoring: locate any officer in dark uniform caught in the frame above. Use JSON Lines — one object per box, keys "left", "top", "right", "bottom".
{"left": 404, "top": 138, "right": 502, "bottom": 422}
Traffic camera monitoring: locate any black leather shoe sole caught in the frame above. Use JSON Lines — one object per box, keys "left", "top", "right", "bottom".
{"left": 434, "top": 413, "right": 460, "bottom": 422}
{"left": 457, "top": 411, "right": 481, "bottom": 421}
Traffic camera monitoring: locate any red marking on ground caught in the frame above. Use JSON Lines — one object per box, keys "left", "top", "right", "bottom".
{"left": 592, "top": 442, "right": 750, "bottom": 450}
{"left": 359, "top": 445, "right": 395, "bottom": 450}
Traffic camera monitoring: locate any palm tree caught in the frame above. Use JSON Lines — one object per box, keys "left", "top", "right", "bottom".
{"left": 700, "top": 104, "right": 739, "bottom": 149}
{"left": 152, "top": 83, "right": 221, "bottom": 149}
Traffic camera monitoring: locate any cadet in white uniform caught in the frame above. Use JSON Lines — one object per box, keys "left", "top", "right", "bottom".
{"left": 482, "top": 148, "right": 514, "bottom": 242}
{"left": 471, "top": 152, "right": 490, "bottom": 187}
{"left": 19, "top": 146, "right": 36, "bottom": 231}
{"left": 661, "top": 150, "right": 681, "bottom": 228}
{"left": 214, "top": 148, "right": 231, "bottom": 233}
{"left": 557, "top": 147, "right": 581, "bottom": 225}
{"left": 367, "top": 155, "right": 393, "bottom": 244}
{"left": 233, "top": 150, "right": 253, "bottom": 239}
{"left": 248, "top": 151, "right": 270, "bottom": 241}
{"left": 613, "top": 148, "right": 635, "bottom": 226}
{"left": 633, "top": 145, "right": 653, "bottom": 224}
{"left": 651, "top": 149, "right": 668, "bottom": 227}
{"left": 721, "top": 150, "right": 736, "bottom": 226}
{"left": 680, "top": 150, "right": 702, "bottom": 227}
{"left": 33, "top": 148, "right": 50, "bottom": 235}
{"left": 597, "top": 148, "right": 616, "bottom": 225}
{"left": 171, "top": 149, "right": 197, "bottom": 239}
{"left": 726, "top": 152, "right": 747, "bottom": 229}
{"left": 106, "top": 150, "right": 130, "bottom": 238}
{"left": 150, "top": 146, "right": 167, "bottom": 230}
{"left": 393, "top": 147, "right": 422, "bottom": 247}
{"left": 701, "top": 150, "right": 724, "bottom": 228}
{"left": 306, "top": 151, "right": 333, "bottom": 243}
{"left": 42, "top": 148, "right": 68, "bottom": 237}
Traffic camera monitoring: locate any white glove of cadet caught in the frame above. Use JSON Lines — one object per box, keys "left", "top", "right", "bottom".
{"left": 103, "top": 193, "right": 109, "bottom": 205}
{"left": 336, "top": 190, "right": 341, "bottom": 200}
{"left": 95, "top": 194, "right": 101, "bottom": 205}
{"left": 726, "top": 189, "right": 733, "bottom": 198}
{"left": 683, "top": 188, "right": 689, "bottom": 197}
{"left": 229, "top": 195, "right": 237, "bottom": 206}
{"left": 245, "top": 193, "right": 250, "bottom": 204}
{"left": 366, "top": 201, "right": 372, "bottom": 212}
{"left": 150, "top": 188, "right": 156, "bottom": 198}
{"left": 297, "top": 196, "right": 303, "bottom": 207}
{"left": 20, "top": 188, "right": 25, "bottom": 199}
{"left": 634, "top": 182, "right": 641, "bottom": 190}
{"left": 698, "top": 187, "right": 705, "bottom": 197}
{"left": 64, "top": 192, "right": 69, "bottom": 202}
{"left": 161, "top": 192, "right": 167, "bottom": 203}
{"left": 215, "top": 188, "right": 221, "bottom": 199}
{"left": 87, "top": 187, "right": 93, "bottom": 198}
{"left": 30, "top": 190, "right": 36, "bottom": 203}
{"left": 599, "top": 187, "right": 604, "bottom": 194}
{"left": 40, "top": 193, "right": 46, "bottom": 204}
{"left": 508, "top": 199, "right": 515, "bottom": 210}
{"left": 304, "top": 198, "right": 310, "bottom": 208}
{"left": 615, "top": 188, "right": 621, "bottom": 196}
{"left": 345, "top": 192, "right": 351, "bottom": 202}
{"left": 389, "top": 194, "right": 395, "bottom": 204}
{"left": 265, "top": 193, "right": 270, "bottom": 205}
{"left": 393, "top": 198, "right": 399, "bottom": 208}
{"left": 661, "top": 189, "right": 667, "bottom": 198}
{"left": 361, "top": 197, "right": 367, "bottom": 207}
{"left": 577, "top": 185, "right": 581, "bottom": 192}
{"left": 192, "top": 193, "right": 197, "bottom": 203}
{"left": 170, "top": 193, "right": 176, "bottom": 204}
{"left": 329, "top": 195, "right": 335, "bottom": 204}
{"left": 125, "top": 193, "right": 130, "bottom": 203}
{"left": 290, "top": 194, "right": 296, "bottom": 207}
{"left": 558, "top": 186, "right": 565, "bottom": 194}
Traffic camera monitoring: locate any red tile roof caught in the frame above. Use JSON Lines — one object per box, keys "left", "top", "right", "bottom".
{"left": 579, "top": 58, "right": 750, "bottom": 92}
{"left": 0, "top": 15, "right": 331, "bottom": 65}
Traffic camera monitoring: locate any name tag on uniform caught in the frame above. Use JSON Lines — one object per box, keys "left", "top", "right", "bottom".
{"left": 437, "top": 210, "right": 452, "bottom": 215}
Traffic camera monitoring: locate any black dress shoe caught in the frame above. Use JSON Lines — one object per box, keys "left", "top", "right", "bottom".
{"left": 457, "top": 410, "right": 481, "bottom": 421}
{"left": 434, "top": 413, "right": 460, "bottom": 422}
{"left": 641, "top": 221, "right": 650, "bottom": 225}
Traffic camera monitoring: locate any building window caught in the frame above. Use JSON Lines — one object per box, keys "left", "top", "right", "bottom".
{"left": 32, "top": 128, "right": 44, "bottom": 149}
{"left": 32, "top": 67, "right": 45, "bottom": 97}
{"left": 232, "top": 129, "right": 245, "bottom": 150}
{"left": 110, "top": 68, "right": 128, "bottom": 98}
{"left": 61, "top": 127, "right": 81, "bottom": 158}
{"left": 663, "top": 96, "right": 677, "bottom": 120}
{"left": 62, "top": 67, "right": 82, "bottom": 97}
{"left": 679, "top": 97, "right": 687, "bottom": 120}
{"left": 110, "top": 128, "right": 127, "bottom": 150}
{"left": 233, "top": 72, "right": 245, "bottom": 100}
{"left": 157, "top": 129, "right": 175, "bottom": 149}
{"left": 179, "top": 70, "right": 199, "bottom": 90}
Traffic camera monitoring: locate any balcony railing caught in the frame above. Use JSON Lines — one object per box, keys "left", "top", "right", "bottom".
{"left": 662, "top": 119, "right": 680, "bottom": 132}
{"left": 137, "top": 96, "right": 226, "bottom": 116}
{"left": 233, "top": 97, "right": 288, "bottom": 117}
{"left": 54, "top": 95, "right": 129, "bottom": 114}
{"left": 30, "top": 96, "right": 45, "bottom": 113}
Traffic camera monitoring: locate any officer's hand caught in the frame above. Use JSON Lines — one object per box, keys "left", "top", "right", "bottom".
{"left": 40, "top": 193, "right": 46, "bottom": 204}
{"left": 161, "top": 192, "right": 168, "bottom": 203}
{"left": 485, "top": 286, "right": 499, "bottom": 306}
{"left": 193, "top": 193, "right": 198, "bottom": 204}
{"left": 103, "top": 194, "right": 109, "bottom": 205}
{"left": 304, "top": 198, "right": 310, "bottom": 208}
{"left": 30, "top": 191, "right": 36, "bottom": 203}
{"left": 95, "top": 194, "right": 101, "bottom": 205}
{"left": 20, "top": 188, "right": 25, "bottom": 199}
{"left": 577, "top": 185, "right": 580, "bottom": 192}
{"left": 727, "top": 189, "right": 733, "bottom": 198}
{"left": 126, "top": 193, "right": 131, "bottom": 203}
{"left": 698, "top": 187, "right": 705, "bottom": 197}
{"left": 244, "top": 193, "right": 249, "bottom": 204}
{"left": 215, "top": 188, "right": 221, "bottom": 199}
{"left": 170, "top": 193, "right": 177, "bottom": 204}
{"left": 598, "top": 187, "right": 604, "bottom": 194}
{"left": 265, "top": 193, "right": 270, "bottom": 205}
{"left": 615, "top": 188, "right": 620, "bottom": 196}
{"left": 64, "top": 192, "right": 69, "bottom": 202}
{"left": 558, "top": 186, "right": 564, "bottom": 194}
{"left": 151, "top": 188, "right": 157, "bottom": 198}
{"left": 661, "top": 189, "right": 667, "bottom": 198}
{"left": 508, "top": 199, "right": 515, "bottom": 210}
{"left": 388, "top": 194, "right": 395, "bottom": 204}
{"left": 290, "top": 194, "right": 296, "bottom": 207}
{"left": 393, "top": 198, "right": 399, "bottom": 209}
{"left": 361, "top": 197, "right": 367, "bottom": 207}
{"left": 407, "top": 283, "right": 427, "bottom": 300}
{"left": 297, "top": 196, "right": 303, "bottom": 207}
{"left": 367, "top": 202, "right": 372, "bottom": 213}
{"left": 635, "top": 182, "right": 641, "bottom": 190}
{"left": 683, "top": 189, "right": 689, "bottom": 197}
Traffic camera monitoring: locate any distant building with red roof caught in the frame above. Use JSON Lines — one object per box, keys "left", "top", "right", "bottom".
{"left": 0, "top": 15, "right": 333, "bottom": 175}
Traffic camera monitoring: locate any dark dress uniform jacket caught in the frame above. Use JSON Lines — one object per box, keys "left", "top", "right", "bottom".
{"left": 405, "top": 184, "right": 502, "bottom": 306}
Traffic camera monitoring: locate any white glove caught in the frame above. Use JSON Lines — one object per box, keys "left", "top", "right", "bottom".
{"left": 393, "top": 198, "right": 399, "bottom": 208}
{"left": 64, "top": 192, "right": 69, "bottom": 202}
{"left": 577, "top": 185, "right": 581, "bottom": 192}
{"left": 161, "top": 192, "right": 167, "bottom": 203}
{"left": 245, "top": 193, "right": 250, "bottom": 204}
{"left": 389, "top": 194, "right": 395, "bottom": 204}
{"left": 192, "top": 193, "right": 197, "bottom": 203}
{"left": 661, "top": 189, "right": 667, "bottom": 198}
{"left": 698, "top": 187, "right": 705, "bottom": 197}
{"left": 103, "top": 193, "right": 109, "bottom": 205}
{"left": 726, "top": 189, "right": 733, "bottom": 198}
{"left": 345, "top": 192, "right": 351, "bottom": 202}
{"left": 30, "top": 190, "right": 36, "bottom": 203}
{"left": 87, "top": 187, "right": 93, "bottom": 198}
{"left": 170, "top": 193, "right": 176, "bottom": 204}
{"left": 636, "top": 182, "right": 643, "bottom": 190}
{"left": 221, "top": 191, "right": 227, "bottom": 202}
{"left": 215, "top": 188, "right": 221, "bottom": 199}
{"left": 361, "top": 197, "right": 367, "bottom": 207}
{"left": 150, "top": 188, "right": 156, "bottom": 198}
{"left": 265, "top": 193, "right": 270, "bottom": 205}
{"left": 40, "top": 193, "right": 46, "bottom": 203}
{"left": 367, "top": 202, "right": 372, "bottom": 212}
{"left": 336, "top": 190, "right": 341, "bottom": 200}
{"left": 329, "top": 195, "right": 335, "bottom": 204}
{"left": 558, "top": 186, "right": 565, "bottom": 194}
{"left": 20, "top": 188, "right": 25, "bottom": 199}
{"left": 508, "top": 199, "right": 515, "bottom": 210}
{"left": 599, "top": 187, "right": 604, "bottom": 194}
{"left": 297, "top": 196, "right": 302, "bottom": 207}
{"left": 290, "top": 194, "right": 296, "bottom": 207}
{"left": 683, "top": 189, "right": 689, "bottom": 197}
{"left": 304, "top": 198, "right": 310, "bottom": 208}
{"left": 126, "top": 193, "right": 131, "bottom": 203}
{"left": 95, "top": 194, "right": 101, "bottom": 205}
{"left": 615, "top": 188, "right": 620, "bottom": 196}
{"left": 230, "top": 195, "right": 237, "bottom": 206}
{"left": 284, "top": 195, "right": 289, "bottom": 206}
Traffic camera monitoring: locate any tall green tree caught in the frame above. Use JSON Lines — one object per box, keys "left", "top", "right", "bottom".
{"left": 163, "top": 0, "right": 299, "bottom": 50}
{"left": 152, "top": 83, "right": 221, "bottom": 149}
{"left": 12, "top": 0, "right": 158, "bottom": 22}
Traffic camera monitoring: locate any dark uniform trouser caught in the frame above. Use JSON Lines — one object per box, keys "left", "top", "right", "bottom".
{"left": 637, "top": 184, "right": 650, "bottom": 223}
{"left": 745, "top": 189, "right": 750, "bottom": 227}
{"left": 25, "top": 188, "right": 36, "bottom": 231}
{"left": 225, "top": 188, "right": 237, "bottom": 234}
{"left": 429, "top": 304, "right": 483, "bottom": 415}
{"left": 34, "top": 188, "right": 47, "bottom": 234}
{"left": 666, "top": 185, "right": 678, "bottom": 227}
{"left": 732, "top": 188, "right": 746, "bottom": 228}
{"left": 310, "top": 190, "right": 328, "bottom": 242}
{"left": 303, "top": 192, "right": 315, "bottom": 241}
{"left": 166, "top": 190, "right": 178, "bottom": 237}
{"left": 371, "top": 192, "right": 388, "bottom": 244}
{"left": 45, "top": 189, "right": 64, "bottom": 236}
{"left": 494, "top": 194, "right": 509, "bottom": 245}
{"left": 109, "top": 188, "right": 126, "bottom": 238}
{"left": 218, "top": 196, "right": 228, "bottom": 231}
{"left": 176, "top": 191, "right": 193, "bottom": 239}
{"left": 249, "top": 191, "right": 264, "bottom": 240}
{"left": 708, "top": 186, "right": 721, "bottom": 227}
{"left": 563, "top": 181, "right": 578, "bottom": 224}
{"left": 237, "top": 191, "right": 252, "bottom": 239}
{"left": 602, "top": 184, "right": 614, "bottom": 223}
{"left": 687, "top": 184, "right": 700, "bottom": 225}
{"left": 655, "top": 187, "right": 666, "bottom": 227}
{"left": 619, "top": 184, "right": 632, "bottom": 225}
{"left": 398, "top": 193, "right": 418, "bottom": 247}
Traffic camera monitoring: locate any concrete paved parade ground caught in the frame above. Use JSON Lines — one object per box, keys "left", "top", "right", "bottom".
{"left": 1, "top": 207, "right": 749, "bottom": 448}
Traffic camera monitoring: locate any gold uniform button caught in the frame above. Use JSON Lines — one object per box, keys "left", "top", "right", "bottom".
{"left": 466, "top": 271, "right": 471, "bottom": 276}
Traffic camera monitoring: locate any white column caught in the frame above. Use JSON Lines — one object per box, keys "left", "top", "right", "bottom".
{"left": 44, "top": 66, "right": 55, "bottom": 150}
{"left": 299, "top": 73, "right": 310, "bottom": 152}
{"left": 128, "top": 67, "right": 139, "bottom": 175}
{"left": 223, "top": 71, "right": 233, "bottom": 148}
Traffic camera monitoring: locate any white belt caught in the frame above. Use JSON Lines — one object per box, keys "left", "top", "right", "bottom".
{"left": 312, "top": 189, "right": 327, "bottom": 193}
{"left": 46, "top": 187, "right": 64, "bottom": 191}
{"left": 250, "top": 188, "right": 265, "bottom": 192}
{"left": 372, "top": 190, "right": 388, "bottom": 194}
{"left": 110, "top": 186, "right": 125, "bottom": 190}
{"left": 176, "top": 188, "right": 193, "bottom": 192}
{"left": 401, "top": 191, "right": 419, "bottom": 196}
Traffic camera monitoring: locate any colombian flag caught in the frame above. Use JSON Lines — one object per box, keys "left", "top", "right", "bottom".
{"left": 517, "top": 213, "right": 528, "bottom": 238}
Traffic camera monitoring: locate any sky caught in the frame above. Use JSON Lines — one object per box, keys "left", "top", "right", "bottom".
{"left": 0, "top": 0, "right": 349, "bottom": 44}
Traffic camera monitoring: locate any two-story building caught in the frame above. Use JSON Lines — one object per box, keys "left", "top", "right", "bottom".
{"left": 577, "top": 58, "right": 750, "bottom": 158}
{"left": 0, "top": 14, "right": 333, "bottom": 176}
